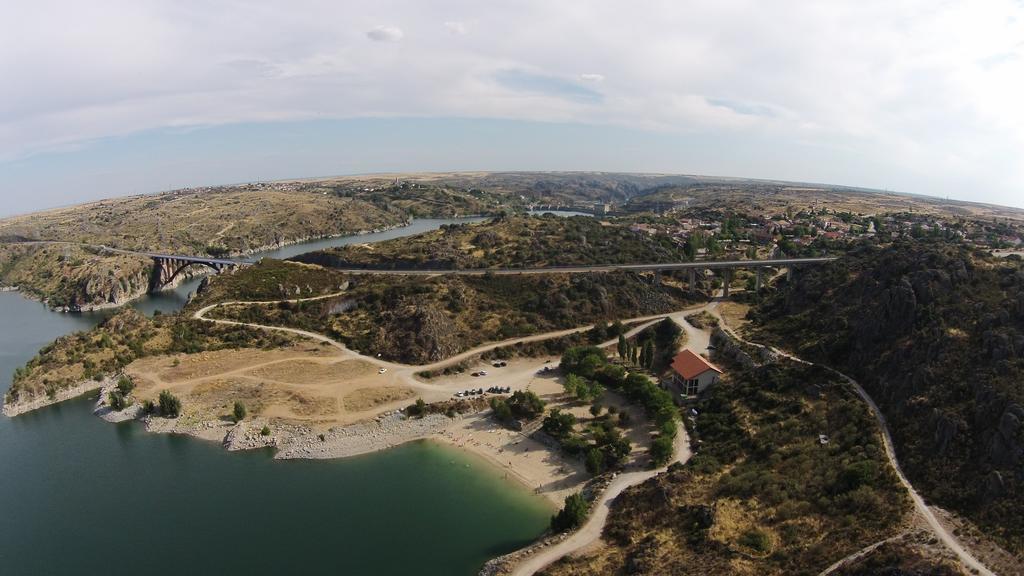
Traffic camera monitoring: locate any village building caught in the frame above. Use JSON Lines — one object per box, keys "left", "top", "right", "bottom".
{"left": 664, "top": 349, "right": 723, "bottom": 401}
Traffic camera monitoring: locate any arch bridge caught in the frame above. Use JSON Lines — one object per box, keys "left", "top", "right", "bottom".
{"left": 147, "top": 253, "right": 244, "bottom": 292}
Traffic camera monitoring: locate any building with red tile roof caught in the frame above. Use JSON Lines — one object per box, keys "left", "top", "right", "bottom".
{"left": 665, "top": 349, "right": 722, "bottom": 399}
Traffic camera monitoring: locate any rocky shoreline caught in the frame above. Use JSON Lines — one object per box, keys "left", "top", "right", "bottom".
{"left": 2, "top": 378, "right": 109, "bottom": 417}
{"left": 275, "top": 412, "right": 453, "bottom": 459}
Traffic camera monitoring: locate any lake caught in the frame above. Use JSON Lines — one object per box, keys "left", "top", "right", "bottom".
{"left": 0, "top": 218, "right": 552, "bottom": 576}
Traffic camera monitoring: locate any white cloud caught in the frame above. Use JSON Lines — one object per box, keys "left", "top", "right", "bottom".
{"left": 366, "top": 25, "right": 403, "bottom": 42}
{"left": 444, "top": 21, "right": 467, "bottom": 35}
{"left": 1, "top": 0, "right": 1023, "bottom": 206}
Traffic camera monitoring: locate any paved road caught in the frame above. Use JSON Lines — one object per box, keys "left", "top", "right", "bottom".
{"left": 5, "top": 239, "right": 835, "bottom": 276}
{"left": 318, "top": 257, "right": 836, "bottom": 276}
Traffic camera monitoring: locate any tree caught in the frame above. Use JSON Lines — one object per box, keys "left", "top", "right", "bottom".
{"left": 654, "top": 318, "right": 682, "bottom": 350}
{"left": 589, "top": 403, "right": 603, "bottom": 417}
{"left": 551, "top": 493, "right": 589, "bottom": 532}
{"left": 585, "top": 447, "right": 605, "bottom": 475}
{"left": 617, "top": 333, "right": 628, "bottom": 359}
{"left": 108, "top": 390, "right": 128, "bottom": 411}
{"left": 610, "top": 320, "right": 625, "bottom": 337}
{"left": 640, "top": 340, "right": 655, "bottom": 369}
{"left": 406, "top": 397, "right": 428, "bottom": 418}
{"left": 542, "top": 409, "right": 577, "bottom": 439}
{"left": 650, "top": 435, "right": 675, "bottom": 467}
{"left": 563, "top": 373, "right": 584, "bottom": 397}
{"left": 490, "top": 397, "right": 513, "bottom": 423}
{"left": 560, "top": 346, "right": 606, "bottom": 378}
{"left": 507, "top": 390, "right": 545, "bottom": 419}
{"left": 232, "top": 401, "right": 247, "bottom": 423}
{"left": 158, "top": 390, "right": 182, "bottom": 418}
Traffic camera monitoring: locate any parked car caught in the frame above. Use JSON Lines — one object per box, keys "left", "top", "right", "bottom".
{"left": 378, "top": 368, "right": 387, "bottom": 374}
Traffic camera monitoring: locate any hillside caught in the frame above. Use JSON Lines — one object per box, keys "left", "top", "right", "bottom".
{"left": 200, "top": 262, "right": 694, "bottom": 364}
{"left": 0, "top": 243, "right": 152, "bottom": 310}
{"left": 626, "top": 179, "right": 1024, "bottom": 223}
{"left": 748, "top": 240, "right": 1024, "bottom": 556}
{"left": 0, "top": 186, "right": 404, "bottom": 254}
{"left": 542, "top": 359, "right": 911, "bottom": 575}
{"left": 3, "top": 307, "right": 293, "bottom": 411}
{"left": 291, "top": 215, "right": 688, "bottom": 270}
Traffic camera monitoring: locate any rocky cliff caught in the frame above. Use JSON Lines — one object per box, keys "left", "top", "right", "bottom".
{"left": 0, "top": 243, "right": 153, "bottom": 310}
{"left": 750, "top": 240, "right": 1024, "bottom": 554}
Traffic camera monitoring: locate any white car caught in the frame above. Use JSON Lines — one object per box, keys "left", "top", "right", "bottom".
{"left": 378, "top": 368, "right": 387, "bottom": 374}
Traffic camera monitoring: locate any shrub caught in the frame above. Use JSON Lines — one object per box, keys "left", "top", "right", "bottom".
{"left": 260, "top": 425, "right": 271, "bottom": 436}
{"left": 585, "top": 447, "right": 605, "bottom": 475}
{"left": 232, "top": 401, "right": 247, "bottom": 423}
{"left": 141, "top": 399, "right": 155, "bottom": 414}
{"left": 650, "top": 435, "right": 675, "bottom": 467}
{"left": 158, "top": 390, "right": 182, "bottom": 418}
{"left": 108, "top": 390, "right": 128, "bottom": 411}
{"left": 551, "top": 492, "right": 589, "bottom": 533}
{"left": 407, "top": 398, "right": 428, "bottom": 418}
{"left": 738, "top": 528, "right": 772, "bottom": 554}
{"left": 116, "top": 375, "right": 135, "bottom": 397}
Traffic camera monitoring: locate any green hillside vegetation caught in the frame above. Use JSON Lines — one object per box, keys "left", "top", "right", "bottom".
{"left": 190, "top": 259, "right": 351, "bottom": 304}
{"left": 205, "top": 269, "right": 692, "bottom": 363}
{"left": 542, "top": 360, "right": 909, "bottom": 576}
{"left": 748, "top": 240, "right": 1024, "bottom": 554}
{"left": 291, "top": 215, "right": 688, "bottom": 270}
{"left": 5, "top": 309, "right": 292, "bottom": 407}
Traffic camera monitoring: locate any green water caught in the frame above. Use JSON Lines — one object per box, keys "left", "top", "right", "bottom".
{"left": 0, "top": 218, "right": 552, "bottom": 575}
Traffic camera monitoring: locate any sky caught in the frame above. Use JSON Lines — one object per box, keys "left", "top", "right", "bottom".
{"left": 1, "top": 0, "right": 1023, "bottom": 216}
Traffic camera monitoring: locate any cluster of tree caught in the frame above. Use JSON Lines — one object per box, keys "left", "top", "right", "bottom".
{"left": 615, "top": 317, "right": 681, "bottom": 371}
{"left": 562, "top": 373, "right": 604, "bottom": 403}
{"left": 561, "top": 345, "right": 678, "bottom": 467}
{"left": 584, "top": 420, "right": 632, "bottom": 474}
{"left": 490, "top": 390, "right": 546, "bottom": 426}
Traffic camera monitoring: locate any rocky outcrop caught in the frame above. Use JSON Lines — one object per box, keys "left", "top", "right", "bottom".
{"left": 752, "top": 240, "right": 1024, "bottom": 551}
{"left": 3, "top": 377, "right": 109, "bottom": 417}
{"left": 371, "top": 304, "right": 462, "bottom": 363}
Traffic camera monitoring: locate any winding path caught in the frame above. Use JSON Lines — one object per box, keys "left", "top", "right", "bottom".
{"left": 709, "top": 311, "right": 996, "bottom": 576}
{"left": 193, "top": 290, "right": 994, "bottom": 576}
{"left": 509, "top": 423, "right": 692, "bottom": 576}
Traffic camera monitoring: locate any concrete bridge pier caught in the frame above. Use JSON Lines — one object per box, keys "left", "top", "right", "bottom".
{"left": 148, "top": 255, "right": 237, "bottom": 292}
{"left": 688, "top": 268, "right": 697, "bottom": 294}
{"left": 652, "top": 270, "right": 661, "bottom": 286}
{"left": 722, "top": 269, "right": 732, "bottom": 298}
{"left": 755, "top": 267, "right": 763, "bottom": 291}
{"left": 787, "top": 266, "right": 794, "bottom": 282}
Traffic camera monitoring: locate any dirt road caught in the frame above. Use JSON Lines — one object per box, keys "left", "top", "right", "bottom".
{"left": 709, "top": 310, "right": 995, "bottom": 576}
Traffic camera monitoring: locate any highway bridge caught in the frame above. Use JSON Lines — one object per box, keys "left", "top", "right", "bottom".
{"left": 5, "top": 240, "right": 835, "bottom": 295}
{"left": 320, "top": 257, "right": 837, "bottom": 295}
